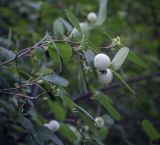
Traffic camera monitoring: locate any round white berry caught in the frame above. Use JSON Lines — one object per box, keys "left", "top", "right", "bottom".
{"left": 94, "top": 53, "right": 111, "bottom": 70}
{"left": 95, "top": 117, "right": 105, "bottom": 128}
{"left": 97, "top": 68, "right": 113, "bottom": 85}
{"left": 44, "top": 120, "right": 60, "bottom": 132}
{"left": 87, "top": 12, "right": 97, "bottom": 23}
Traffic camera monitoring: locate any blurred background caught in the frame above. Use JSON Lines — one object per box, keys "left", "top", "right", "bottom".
{"left": 0, "top": 0, "right": 160, "bottom": 145}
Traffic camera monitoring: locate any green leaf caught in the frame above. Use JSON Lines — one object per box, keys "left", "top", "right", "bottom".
{"left": 95, "top": 94, "right": 121, "bottom": 121}
{"left": 18, "top": 112, "right": 33, "bottom": 130}
{"left": 59, "top": 124, "right": 78, "bottom": 142}
{"left": 112, "top": 70, "right": 135, "bottom": 93}
{"left": 41, "top": 73, "right": 69, "bottom": 87}
{"left": 53, "top": 18, "right": 64, "bottom": 36}
{"left": 80, "top": 113, "right": 98, "bottom": 134}
{"left": 48, "top": 43, "right": 62, "bottom": 68}
{"left": 33, "top": 132, "right": 45, "bottom": 145}
{"left": 142, "top": 120, "right": 160, "bottom": 141}
{"left": 40, "top": 126, "right": 64, "bottom": 145}
{"left": 27, "top": 135, "right": 37, "bottom": 145}
{"left": 111, "top": 47, "right": 129, "bottom": 70}
{"left": 128, "top": 50, "right": 147, "bottom": 68}
{"left": 60, "top": 18, "right": 73, "bottom": 32}
{"left": 57, "top": 43, "right": 72, "bottom": 65}
{"left": 65, "top": 9, "right": 81, "bottom": 32}
{"left": 97, "top": 128, "right": 108, "bottom": 139}
{"left": 48, "top": 100, "right": 65, "bottom": 121}
{"left": 0, "top": 46, "right": 16, "bottom": 60}
{"left": 95, "top": 92, "right": 114, "bottom": 105}
{"left": 83, "top": 49, "right": 95, "bottom": 66}
{"left": 47, "top": 33, "right": 61, "bottom": 55}
{"left": 92, "top": 137, "right": 105, "bottom": 145}
{"left": 75, "top": 103, "right": 95, "bottom": 122}
{"left": 63, "top": 96, "right": 76, "bottom": 110}
{"left": 95, "top": 0, "right": 108, "bottom": 26}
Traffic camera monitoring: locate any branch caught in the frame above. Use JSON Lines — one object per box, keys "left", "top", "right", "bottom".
{"left": 0, "top": 35, "right": 47, "bottom": 67}
{"left": 73, "top": 72, "right": 160, "bottom": 102}
{"left": 0, "top": 90, "right": 50, "bottom": 100}
{"left": 0, "top": 75, "right": 41, "bottom": 91}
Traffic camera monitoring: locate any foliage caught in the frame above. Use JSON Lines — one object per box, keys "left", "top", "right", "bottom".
{"left": 0, "top": 0, "right": 160, "bottom": 145}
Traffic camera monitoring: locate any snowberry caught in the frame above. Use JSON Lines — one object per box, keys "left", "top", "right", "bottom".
{"left": 95, "top": 117, "right": 105, "bottom": 128}
{"left": 44, "top": 120, "right": 60, "bottom": 132}
{"left": 97, "top": 68, "right": 113, "bottom": 85}
{"left": 87, "top": 12, "right": 97, "bottom": 23}
{"left": 94, "top": 53, "right": 111, "bottom": 70}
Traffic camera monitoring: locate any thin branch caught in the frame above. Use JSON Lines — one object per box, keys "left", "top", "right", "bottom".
{"left": 0, "top": 33, "right": 114, "bottom": 67}
{"left": 0, "top": 75, "right": 41, "bottom": 91}
{"left": 0, "top": 35, "right": 47, "bottom": 67}
{"left": 54, "top": 39, "right": 81, "bottom": 45}
{"left": 0, "top": 90, "right": 50, "bottom": 100}
{"left": 73, "top": 72, "right": 160, "bottom": 102}
{"left": 73, "top": 119, "right": 86, "bottom": 145}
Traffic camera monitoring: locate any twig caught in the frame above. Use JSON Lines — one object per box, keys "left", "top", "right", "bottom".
{"left": 0, "top": 35, "right": 47, "bottom": 67}
{"left": 0, "top": 75, "right": 41, "bottom": 91}
{"left": 54, "top": 39, "right": 81, "bottom": 45}
{"left": 73, "top": 119, "right": 86, "bottom": 145}
{"left": 73, "top": 72, "right": 160, "bottom": 101}
{"left": 0, "top": 90, "right": 49, "bottom": 100}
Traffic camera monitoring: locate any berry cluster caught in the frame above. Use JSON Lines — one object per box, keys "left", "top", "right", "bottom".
{"left": 94, "top": 53, "right": 113, "bottom": 85}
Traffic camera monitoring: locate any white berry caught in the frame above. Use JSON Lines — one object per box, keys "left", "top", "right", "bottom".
{"left": 95, "top": 117, "right": 105, "bottom": 128}
{"left": 94, "top": 53, "right": 111, "bottom": 70}
{"left": 97, "top": 68, "right": 113, "bottom": 85}
{"left": 44, "top": 120, "right": 60, "bottom": 132}
{"left": 87, "top": 12, "right": 97, "bottom": 23}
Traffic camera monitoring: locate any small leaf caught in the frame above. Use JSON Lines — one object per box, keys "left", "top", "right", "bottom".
{"left": 92, "top": 137, "right": 105, "bottom": 145}
{"left": 97, "top": 127, "right": 108, "bottom": 139}
{"left": 128, "top": 50, "right": 147, "bottom": 68}
{"left": 63, "top": 96, "right": 76, "bottom": 110}
{"left": 60, "top": 18, "right": 73, "bottom": 32}
{"left": 53, "top": 18, "right": 64, "bottom": 36}
{"left": 57, "top": 43, "right": 72, "bottom": 65}
{"left": 111, "top": 47, "right": 129, "bottom": 70}
{"left": 40, "top": 127, "right": 64, "bottom": 145}
{"left": 95, "top": 0, "right": 108, "bottom": 26}
{"left": 41, "top": 73, "right": 69, "bottom": 87}
{"left": 0, "top": 47, "right": 16, "bottom": 60}
{"left": 80, "top": 113, "right": 98, "bottom": 134}
{"left": 112, "top": 70, "right": 134, "bottom": 93}
{"left": 95, "top": 92, "right": 114, "bottom": 105}
{"left": 33, "top": 132, "right": 45, "bottom": 145}
{"left": 27, "top": 135, "right": 37, "bottom": 145}
{"left": 142, "top": 120, "right": 160, "bottom": 141}
{"left": 18, "top": 112, "right": 33, "bottom": 130}
{"left": 75, "top": 103, "right": 95, "bottom": 122}
{"left": 65, "top": 10, "right": 81, "bottom": 32}
{"left": 48, "top": 44, "right": 62, "bottom": 69}
{"left": 48, "top": 100, "right": 65, "bottom": 121}
{"left": 83, "top": 49, "right": 95, "bottom": 66}
{"left": 47, "top": 33, "right": 61, "bottom": 55}
{"left": 59, "top": 124, "right": 77, "bottom": 142}
{"left": 95, "top": 94, "right": 121, "bottom": 121}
